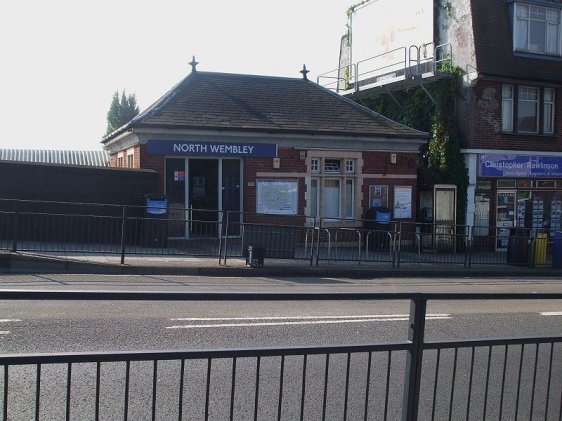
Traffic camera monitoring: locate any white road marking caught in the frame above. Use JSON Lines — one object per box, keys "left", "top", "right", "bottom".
{"left": 0, "top": 331, "right": 10, "bottom": 335}
{"left": 171, "top": 314, "right": 450, "bottom": 321}
{"left": 166, "top": 314, "right": 451, "bottom": 329}
{"left": 540, "top": 311, "right": 562, "bottom": 316}
{"left": 0, "top": 319, "right": 22, "bottom": 323}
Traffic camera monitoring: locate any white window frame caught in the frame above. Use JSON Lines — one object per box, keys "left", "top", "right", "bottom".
{"left": 324, "top": 159, "right": 342, "bottom": 173}
{"left": 517, "top": 86, "right": 540, "bottom": 133}
{"left": 502, "top": 85, "right": 514, "bottom": 132}
{"left": 544, "top": 88, "right": 555, "bottom": 134}
{"left": 117, "top": 151, "right": 124, "bottom": 168}
{"left": 310, "top": 158, "right": 320, "bottom": 173}
{"left": 514, "top": 3, "right": 561, "bottom": 56}
{"left": 345, "top": 159, "right": 355, "bottom": 173}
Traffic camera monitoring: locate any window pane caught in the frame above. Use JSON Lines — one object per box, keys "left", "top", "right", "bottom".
{"left": 518, "top": 87, "right": 539, "bottom": 133}
{"left": 346, "top": 180, "right": 353, "bottom": 218}
{"left": 515, "top": 18, "right": 529, "bottom": 50}
{"left": 502, "top": 85, "right": 513, "bottom": 131}
{"left": 323, "top": 179, "right": 340, "bottom": 218}
{"left": 529, "top": 20, "right": 546, "bottom": 52}
{"left": 546, "top": 23, "right": 559, "bottom": 54}
{"left": 516, "top": 4, "right": 528, "bottom": 19}
{"left": 324, "top": 159, "right": 341, "bottom": 173}
{"left": 310, "top": 179, "right": 318, "bottom": 217}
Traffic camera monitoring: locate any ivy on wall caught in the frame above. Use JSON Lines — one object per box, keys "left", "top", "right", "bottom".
{"left": 361, "top": 66, "right": 469, "bottom": 223}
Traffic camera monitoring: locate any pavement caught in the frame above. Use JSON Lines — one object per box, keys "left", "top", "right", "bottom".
{"left": 1, "top": 249, "right": 561, "bottom": 278}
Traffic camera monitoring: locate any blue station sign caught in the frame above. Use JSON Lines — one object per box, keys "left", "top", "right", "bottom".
{"left": 148, "top": 140, "right": 277, "bottom": 157}
{"left": 480, "top": 154, "right": 562, "bottom": 178}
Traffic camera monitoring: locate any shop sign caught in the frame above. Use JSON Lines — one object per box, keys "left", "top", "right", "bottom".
{"left": 148, "top": 140, "right": 277, "bottom": 157}
{"left": 480, "top": 154, "right": 562, "bottom": 178}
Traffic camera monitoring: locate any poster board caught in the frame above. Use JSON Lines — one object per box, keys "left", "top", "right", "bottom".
{"left": 256, "top": 180, "right": 298, "bottom": 215}
{"left": 393, "top": 186, "right": 412, "bottom": 219}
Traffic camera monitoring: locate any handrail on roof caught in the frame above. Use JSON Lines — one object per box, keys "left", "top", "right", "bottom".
{"left": 317, "top": 43, "right": 453, "bottom": 94}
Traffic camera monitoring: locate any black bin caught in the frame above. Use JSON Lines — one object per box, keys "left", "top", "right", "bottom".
{"left": 144, "top": 194, "right": 168, "bottom": 248}
{"left": 506, "top": 228, "right": 529, "bottom": 266}
{"left": 365, "top": 206, "right": 392, "bottom": 250}
{"left": 246, "top": 245, "right": 265, "bottom": 268}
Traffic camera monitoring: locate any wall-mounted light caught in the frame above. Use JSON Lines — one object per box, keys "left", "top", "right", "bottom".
{"left": 273, "top": 158, "right": 281, "bottom": 169}
{"left": 390, "top": 153, "right": 397, "bottom": 164}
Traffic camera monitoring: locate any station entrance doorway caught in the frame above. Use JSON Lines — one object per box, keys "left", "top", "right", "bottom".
{"left": 165, "top": 158, "right": 241, "bottom": 238}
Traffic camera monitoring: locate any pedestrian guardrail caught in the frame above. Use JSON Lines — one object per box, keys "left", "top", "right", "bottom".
{"left": 0, "top": 198, "right": 560, "bottom": 269}
{"left": 1, "top": 291, "right": 561, "bottom": 420}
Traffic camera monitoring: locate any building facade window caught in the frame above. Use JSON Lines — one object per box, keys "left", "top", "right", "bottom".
{"left": 126, "top": 148, "right": 134, "bottom": 168}
{"left": 518, "top": 86, "right": 539, "bottom": 133}
{"left": 514, "top": 3, "right": 561, "bottom": 56}
{"left": 310, "top": 158, "right": 319, "bottom": 173}
{"left": 544, "top": 88, "right": 555, "bottom": 134}
{"left": 307, "top": 154, "right": 360, "bottom": 221}
{"left": 502, "top": 85, "right": 514, "bottom": 132}
{"left": 117, "top": 151, "right": 124, "bottom": 168}
{"left": 502, "top": 85, "right": 557, "bottom": 134}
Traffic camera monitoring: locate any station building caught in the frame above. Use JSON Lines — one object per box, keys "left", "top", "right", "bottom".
{"left": 102, "top": 64, "right": 427, "bottom": 235}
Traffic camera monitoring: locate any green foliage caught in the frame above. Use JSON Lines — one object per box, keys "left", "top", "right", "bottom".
{"left": 104, "top": 90, "right": 140, "bottom": 137}
{"left": 362, "top": 68, "right": 468, "bottom": 223}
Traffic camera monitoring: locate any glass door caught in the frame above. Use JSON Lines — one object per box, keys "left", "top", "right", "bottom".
{"left": 221, "top": 159, "right": 241, "bottom": 235}
{"left": 189, "top": 159, "right": 218, "bottom": 237}
{"left": 496, "top": 191, "right": 515, "bottom": 249}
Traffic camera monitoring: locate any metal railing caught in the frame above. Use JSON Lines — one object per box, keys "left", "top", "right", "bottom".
{"left": 1, "top": 199, "right": 561, "bottom": 269}
{"left": 1, "top": 290, "right": 561, "bottom": 420}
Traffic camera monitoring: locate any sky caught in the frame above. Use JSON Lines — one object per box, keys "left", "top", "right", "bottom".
{"left": 0, "top": 0, "right": 354, "bottom": 151}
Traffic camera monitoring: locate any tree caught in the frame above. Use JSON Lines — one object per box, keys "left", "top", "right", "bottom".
{"left": 104, "top": 90, "right": 140, "bottom": 137}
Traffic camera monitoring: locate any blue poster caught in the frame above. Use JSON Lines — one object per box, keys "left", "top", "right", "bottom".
{"left": 148, "top": 140, "right": 277, "bottom": 157}
{"left": 480, "top": 154, "right": 562, "bottom": 178}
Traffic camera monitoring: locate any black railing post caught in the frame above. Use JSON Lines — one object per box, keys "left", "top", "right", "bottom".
{"left": 466, "top": 226, "right": 473, "bottom": 268}
{"left": 401, "top": 294, "right": 427, "bottom": 421}
{"left": 223, "top": 211, "right": 230, "bottom": 266}
{"left": 218, "top": 211, "right": 225, "bottom": 265}
{"left": 310, "top": 217, "right": 316, "bottom": 267}
{"left": 315, "top": 218, "right": 322, "bottom": 267}
{"left": 120, "top": 206, "right": 127, "bottom": 265}
{"left": 11, "top": 208, "right": 19, "bottom": 253}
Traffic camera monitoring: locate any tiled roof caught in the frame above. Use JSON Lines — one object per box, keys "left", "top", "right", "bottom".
{"left": 0, "top": 149, "right": 110, "bottom": 167}
{"left": 471, "top": 0, "right": 562, "bottom": 83}
{"left": 105, "top": 71, "right": 428, "bottom": 141}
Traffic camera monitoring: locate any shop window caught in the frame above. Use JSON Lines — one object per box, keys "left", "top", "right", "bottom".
{"left": 544, "top": 88, "right": 555, "bottom": 134}
{"left": 518, "top": 87, "right": 539, "bottom": 133}
{"left": 536, "top": 179, "right": 556, "bottom": 188}
{"left": 476, "top": 180, "right": 492, "bottom": 191}
{"left": 517, "top": 179, "right": 532, "bottom": 188}
{"left": 497, "top": 179, "right": 516, "bottom": 189}
{"left": 514, "top": 3, "right": 561, "bottom": 56}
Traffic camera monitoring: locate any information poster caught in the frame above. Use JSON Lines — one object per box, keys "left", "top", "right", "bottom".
{"left": 256, "top": 180, "right": 298, "bottom": 215}
{"left": 393, "top": 186, "right": 412, "bottom": 219}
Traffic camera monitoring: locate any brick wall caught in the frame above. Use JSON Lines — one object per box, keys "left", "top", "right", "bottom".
{"left": 463, "top": 80, "right": 562, "bottom": 152}
{"left": 139, "top": 144, "right": 165, "bottom": 194}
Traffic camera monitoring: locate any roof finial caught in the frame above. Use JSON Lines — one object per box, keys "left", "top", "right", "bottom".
{"left": 300, "top": 64, "right": 309, "bottom": 81}
{"left": 189, "top": 56, "right": 199, "bottom": 72}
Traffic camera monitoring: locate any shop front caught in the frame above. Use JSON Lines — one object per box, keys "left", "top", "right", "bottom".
{"left": 474, "top": 154, "right": 562, "bottom": 249}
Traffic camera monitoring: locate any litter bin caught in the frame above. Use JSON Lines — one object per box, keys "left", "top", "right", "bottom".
{"left": 144, "top": 194, "right": 168, "bottom": 248}
{"left": 246, "top": 245, "right": 265, "bottom": 268}
{"left": 553, "top": 231, "right": 562, "bottom": 269}
{"left": 365, "top": 206, "right": 392, "bottom": 250}
{"left": 533, "top": 233, "right": 548, "bottom": 266}
{"left": 506, "top": 228, "right": 530, "bottom": 266}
